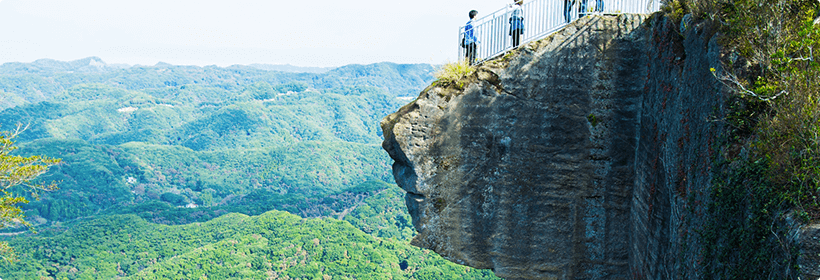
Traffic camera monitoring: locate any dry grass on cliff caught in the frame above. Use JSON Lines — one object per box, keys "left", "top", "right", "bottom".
{"left": 433, "top": 61, "right": 475, "bottom": 87}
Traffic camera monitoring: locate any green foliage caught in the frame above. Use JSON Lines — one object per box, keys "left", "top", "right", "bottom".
{"left": 701, "top": 158, "right": 800, "bottom": 279}
{"left": 0, "top": 61, "right": 434, "bottom": 110}
{"left": 0, "top": 61, "right": 428, "bottom": 224}
{"left": 682, "top": 0, "right": 820, "bottom": 217}
{"left": 433, "top": 61, "right": 475, "bottom": 89}
{"left": 0, "top": 126, "right": 60, "bottom": 262}
{"left": 159, "top": 192, "right": 188, "bottom": 206}
{"left": 0, "top": 60, "right": 494, "bottom": 278}
{"left": 0, "top": 84, "right": 399, "bottom": 148}
{"left": 752, "top": 16, "right": 820, "bottom": 218}
{"left": 0, "top": 210, "right": 500, "bottom": 280}
{"left": 12, "top": 137, "right": 397, "bottom": 223}
{"left": 344, "top": 183, "right": 416, "bottom": 240}
{"left": 273, "top": 81, "right": 308, "bottom": 94}
{"left": 587, "top": 114, "right": 598, "bottom": 127}
{"left": 660, "top": 0, "right": 688, "bottom": 23}
{"left": 243, "top": 81, "right": 309, "bottom": 100}
{"left": 668, "top": 0, "right": 820, "bottom": 277}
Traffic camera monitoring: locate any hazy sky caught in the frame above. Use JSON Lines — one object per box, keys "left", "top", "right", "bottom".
{"left": 0, "top": 0, "right": 508, "bottom": 67}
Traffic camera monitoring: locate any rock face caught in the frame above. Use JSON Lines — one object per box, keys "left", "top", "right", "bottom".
{"left": 384, "top": 15, "right": 648, "bottom": 279}
{"left": 801, "top": 224, "right": 820, "bottom": 278}
{"left": 382, "top": 14, "right": 820, "bottom": 279}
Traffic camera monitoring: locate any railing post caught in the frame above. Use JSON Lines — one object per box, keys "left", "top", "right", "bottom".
{"left": 456, "top": 0, "right": 662, "bottom": 64}
{"left": 572, "top": 0, "right": 579, "bottom": 21}
{"left": 458, "top": 26, "right": 463, "bottom": 63}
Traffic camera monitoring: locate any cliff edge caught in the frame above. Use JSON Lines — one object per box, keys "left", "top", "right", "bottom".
{"left": 382, "top": 14, "right": 820, "bottom": 279}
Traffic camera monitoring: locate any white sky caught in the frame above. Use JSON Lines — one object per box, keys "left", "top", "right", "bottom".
{"left": 0, "top": 0, "right": 508, "bottom": 67}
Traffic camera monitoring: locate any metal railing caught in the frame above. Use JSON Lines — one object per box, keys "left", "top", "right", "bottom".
{"left": 458, "top": 0, "right": 661, "bottom": 64}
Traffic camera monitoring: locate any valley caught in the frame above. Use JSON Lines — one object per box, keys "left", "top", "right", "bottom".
{"left": 0, "top": 58, "right": 499, "bottom": 279}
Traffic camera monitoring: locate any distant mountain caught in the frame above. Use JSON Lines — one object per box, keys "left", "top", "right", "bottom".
{"left": 247, "top": 63, "right": 335, "bottom": 73}
{"left": 0, "top": 59, "right": 435, "bottom": 223}
{"left": 0, "top": 57, "right": 129, "bottom": 75}
{"left": 0, "top": 58, "right": 434, "bottom": 110}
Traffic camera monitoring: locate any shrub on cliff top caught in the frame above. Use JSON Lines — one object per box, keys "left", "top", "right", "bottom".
{"left": 433, "top": 61, "right": 475, "bottom": 88}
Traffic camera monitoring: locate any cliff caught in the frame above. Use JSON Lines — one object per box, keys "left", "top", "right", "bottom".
{"left": 382, "top": 14, "right": 820, "bottom": 279}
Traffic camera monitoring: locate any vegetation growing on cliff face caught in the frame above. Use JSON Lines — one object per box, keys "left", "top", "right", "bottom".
{"left": 672, "top": 1, "right": 820, "bottom": 205}
{"left": 666, "top": 0, "right": 820, "bottom": 278}
{"left": 433, "top": 61, "right": 475, "bottom": 89}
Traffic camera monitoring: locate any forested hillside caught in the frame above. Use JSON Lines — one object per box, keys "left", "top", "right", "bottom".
{"left": 0, "top": 57, "right": 429, "bottom": 111}
{"left": 0, "top": 58, "right": 499, "bottom": 279}
{"left": 0, "top": 58, "right": 430, "bottom": 224}
{"left": 3, "top": 190, "right": 496, "bottom": 279}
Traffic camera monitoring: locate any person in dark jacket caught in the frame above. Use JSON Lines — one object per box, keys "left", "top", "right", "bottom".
{"left": 564, "top": 0, "right": 573, "bottom": 23}
{"left": 509, "top": 0, "right": 524, "bottom": 48}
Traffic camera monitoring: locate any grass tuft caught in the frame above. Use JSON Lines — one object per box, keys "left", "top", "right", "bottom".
{"left": 433, "top": 61, "right": 475, "bottom": 88}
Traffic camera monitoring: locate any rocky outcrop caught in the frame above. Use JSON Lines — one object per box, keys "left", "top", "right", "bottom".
{"left": 382, "top": 14, "right": 820, "bottom": 280}
{"left": 383, "top": 15, "right": 648, "bottom": 279}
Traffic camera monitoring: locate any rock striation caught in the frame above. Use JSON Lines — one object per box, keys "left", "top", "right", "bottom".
{"left": 383, "top": 14, "right": 648, "bottom": 279}
{"left": 382, "top": 14, "right": 820, "bottom": 280}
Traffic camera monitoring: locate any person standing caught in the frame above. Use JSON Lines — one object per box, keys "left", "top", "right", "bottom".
{"left": 464, "top": 10, "right": 479, "bottom": 65}
{"left": 579, "top": 0, "right": 589, "bottom": 17}
{"left": 509, "top": 0, "right": 524, "bottom": 48}
{"left": 564, "top": 0, "right": 574, "bottom": 23}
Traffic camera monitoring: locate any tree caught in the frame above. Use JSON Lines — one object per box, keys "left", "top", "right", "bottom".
{"left": 0, "top": 124, "right": 61, "bottom": 262}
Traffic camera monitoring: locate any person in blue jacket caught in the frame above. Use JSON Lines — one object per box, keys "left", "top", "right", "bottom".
{"left": 509, "top": 0, "right": 524, "bottom": 48}
{"left": 463, "top": 10, "right": 479, "bottom": 65}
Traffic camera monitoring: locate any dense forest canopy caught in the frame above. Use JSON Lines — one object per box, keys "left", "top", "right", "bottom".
{"left": 0, "top": 58, "right": 501, "bottom": 279}
{"left": 0, "top": 58, "right": 433, "bottom": 224}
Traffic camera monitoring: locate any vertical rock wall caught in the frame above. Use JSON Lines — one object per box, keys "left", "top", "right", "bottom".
{"left": 383, "top": 15, "right": 648, "bottom": 279}
{"left": 630, "top": 15, "right": 723, "bottom": 279}
{"left": 634, "top": 16, "right": 820, "bottom": 280}
{"left": 382, "top": 13, "right": 820, "bottom": 280}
